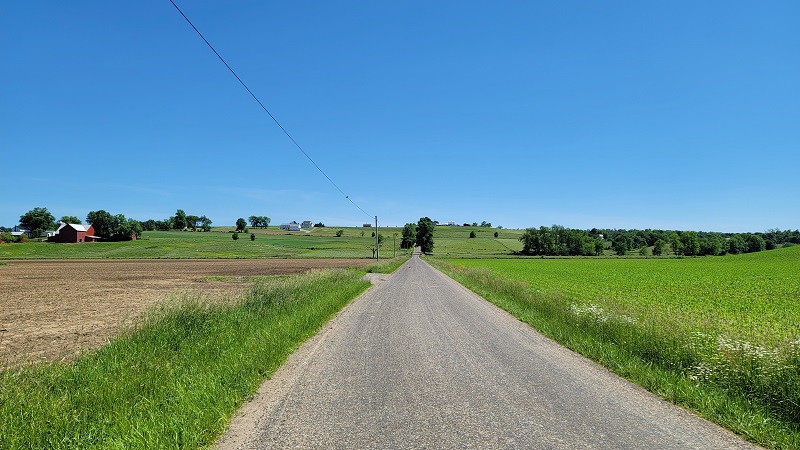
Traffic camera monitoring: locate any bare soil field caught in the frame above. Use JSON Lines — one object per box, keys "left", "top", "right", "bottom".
{"left": 0, "top": 259, "right": 369, "bottom": 369}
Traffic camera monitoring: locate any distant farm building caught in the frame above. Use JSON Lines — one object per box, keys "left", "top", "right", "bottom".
{"left": 363, "top": 223, "right": 372, "bottom": 227}
{"left": 48, "top": 223, "right": 100, "bottom": 243}
{"left": 301, "top": 221, "right": 313, "bottom": 229}
{"left": 280, "top": 221, "right": 302, "bottom": 231}
{"left": 11, "top": 225, "right": 34, "bottom": 238}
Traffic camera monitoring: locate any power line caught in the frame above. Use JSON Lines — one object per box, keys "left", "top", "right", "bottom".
{"left": 168, "top": 0, "right": 372, "bottom": 218}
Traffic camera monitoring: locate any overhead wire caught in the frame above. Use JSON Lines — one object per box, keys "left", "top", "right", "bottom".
{"left": 168, "top": 0, "right": 373, "bottom": 219}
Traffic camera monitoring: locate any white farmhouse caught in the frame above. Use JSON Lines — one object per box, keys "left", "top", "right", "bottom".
{"left": 301, "top": 220, "right": 313, "bottom": 229}
{"left": 280, "top": 221, "right": 301, "bottom": 231}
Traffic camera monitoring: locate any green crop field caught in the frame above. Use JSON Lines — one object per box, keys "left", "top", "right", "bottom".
{"left": 447, "top": 248, "right": 800, "bottom": 348}
{"left": 0, "top": 227, "right": 409, "bottom": 260}
{"left": 433, "top": 246, "right": 800, "bottom": 448}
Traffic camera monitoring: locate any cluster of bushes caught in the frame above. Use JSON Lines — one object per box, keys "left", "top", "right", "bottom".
{"left": 0, "top": 232, "right": 27, "bottom": 244}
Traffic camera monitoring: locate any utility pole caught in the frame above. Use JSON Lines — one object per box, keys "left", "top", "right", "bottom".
{"left": 375, "top": 216, "right": 379, "bottom": 261}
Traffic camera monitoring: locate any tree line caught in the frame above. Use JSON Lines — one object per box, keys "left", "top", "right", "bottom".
{"left": 139, "top": 209, "right": 214, "bottom": 232}
{"left": 520, "top": 225, "right": 800, "bottom": 257}
{"left": 2, "top": 207, "right": 142, "bottom": 241}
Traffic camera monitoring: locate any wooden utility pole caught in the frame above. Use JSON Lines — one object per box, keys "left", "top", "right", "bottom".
{"left": 375, "top": 216, "right": 379, "bottom": 261}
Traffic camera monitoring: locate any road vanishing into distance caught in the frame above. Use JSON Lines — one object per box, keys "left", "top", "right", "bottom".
{"left": 219, "top": 251, "right": 759, "bottom": 449}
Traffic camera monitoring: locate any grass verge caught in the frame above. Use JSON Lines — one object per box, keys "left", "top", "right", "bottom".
{"left": 428, "top": 258, "right": 800, "bottom": 449}
{"left": 362, "top": 255, "right": 411, "bottom": 274}
{"left": 0, "top": 269, "right": 370, "bottom": 449}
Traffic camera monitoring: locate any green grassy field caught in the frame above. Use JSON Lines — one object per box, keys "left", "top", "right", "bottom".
{"left": 0, "top": 227, "right": 410, "bottom": 259}
{"left": 432, "top": 245, "right": 800, "bottom": 448}
{"left": 428, "top": 226, "right": 525, "bottom": 257}
{"left": 0, "top": 269, "right": 373, "bottom": 449}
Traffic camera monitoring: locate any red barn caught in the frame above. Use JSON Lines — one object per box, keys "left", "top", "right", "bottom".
{"left": 49, "top": 223, "right": 100, "bottom": 243}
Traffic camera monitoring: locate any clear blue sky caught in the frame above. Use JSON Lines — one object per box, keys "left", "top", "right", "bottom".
{"left": 2, "top": 1, "right": 798, "bottom": 231}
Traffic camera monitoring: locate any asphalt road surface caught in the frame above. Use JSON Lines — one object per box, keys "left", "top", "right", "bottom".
{"left": 219, "top": 251, "right": 759, "bottom": 449}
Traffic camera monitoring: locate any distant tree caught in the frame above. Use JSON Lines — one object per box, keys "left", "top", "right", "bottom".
{"left": 494, "top": 231, "right": 499, "bottom": 238}
{"left": 250, "top": 233, "right": 256, "bottom": 241}
{"left": 20, "top": 207, "right": 56, "bottom": 237}
{"left": 85, "top": 210, "right": 139, "bottom": 240}
{"left": 314, "top": 222, "right": 325, "bottom": 228}
{"left": 669, "top": 232, "right": 683, "bottom": 256}
{"left": 141, "top": 219, "right": 157, "bottom": 231}
{"left": 679, "top": 231, "right": 700, "bottom": 256}
{"left": 86, "top": 210, "right": 116, "bottom": 239}
{"left": 416, "top": 217, "right": 435, "bottom": 254}
{"left": 744, "top": 234, "right": 765, "bottom": 253}
{"left": 612, "top": 236, "right": 628, "bottom": 256}
{"left": 232, "top": 232, "right": 239, "bottom": 241}
{"left": 186, "top": 215, "right": 200, "bottom": 231}
{"left": 199, "top": 216, "right": 212, "bottom": 232}
{"left": 480, "top": 221, "right": 492, "bottom": 228}
{"left": 173, "top": 209, "right": 188, "bottom": 230}
{"left": 728, "top": 234, "right": 747, "bottom": 254}
{"left": 400, "top": 223, "right": 416, "bottom": 249}
{"left": 700, "top": 235, "right": 724, "bottom": 256}
{"left": 639, "top": 246, "right": 649, "bottom": 256}
{"left": 469, "top": 231, "right": 477, "bottom": 238}
{"left": 472, "top": 222, "right": 478, "bottom": 227}
{"left": 652, "top": 239, "right": 665, "bottom": 256}
{"left": 155, "top": 218, "right": 173, "bottom": 231}
{"left": 59, "top": 215, "right": 81, "bottom": 225}
{"left": 116, "top": 215, "right": 142, "bottom": 240}
{"left": 335, "top": 229, "right": 344, "bottom": 237}
{"left": 594, "top": 239, "right": 605, "bottom": 256}
{"left": 371, "top": 231, "right": 376, "bottom": 238}
{"left": 246, "top": 215, "right": 270, "bottom": 229}
{"left": 235, "top": 218, "right": 247, "bottom": 233}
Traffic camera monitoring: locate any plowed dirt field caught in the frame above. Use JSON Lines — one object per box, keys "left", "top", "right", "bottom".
{"left": 0, "top": 259, "right": 369, "bottom": 369}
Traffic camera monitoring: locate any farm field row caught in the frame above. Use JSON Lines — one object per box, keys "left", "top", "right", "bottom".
{"left": 0, "top": 258, "right": 371, "bottom": 368}
{"left": 435, "top": 246, "right": 800, "bottom": 447}
{"left": 447, "top": 247, "right": 800, "bottom": 348}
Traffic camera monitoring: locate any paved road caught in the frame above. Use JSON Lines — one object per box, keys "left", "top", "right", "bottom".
{"left": 219, "top": 252, "right": 759, "bottom": 449}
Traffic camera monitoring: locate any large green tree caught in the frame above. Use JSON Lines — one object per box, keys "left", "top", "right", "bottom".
{"left": 86, "top": 210, "right": 116, "bottom": 239}
{"left": 248, "top": 215, "right": 270, "bottom": 229}
{"left": 20, "top": 207, "right": 56, "bottom": 236}
{"left": 199, "top": 216, "right": 212, "bottom": 232}
{"left": 416, "top": 217, "right": 435, "bottom": 254}
{"left": 400, "top": 223, "right": 416, "bottom": 249}
{"left": 235, "top": 218, "right": 247, "bottom": 233}
{"left": 173, "top": 209, "right": 188, "bottom": 230}
{"left": 679, "top": 231, "right": 700, "bottom": 256}
{"left": 86, "top": 210, "right": 140, "bottom": 240}
{"left": 186, "top": 215, "right": 200, "bottom": 231}
{"left": 59, "top": 215, "right": 81, "bottom": 225}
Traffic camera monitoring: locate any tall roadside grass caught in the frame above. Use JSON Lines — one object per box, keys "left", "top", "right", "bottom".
{"left": 363, "top": 255, "right": 411, "bottom": 274}
{"left": 0, "top": 269, "right": 370, "bottom": 449}
{"left": 429, "top": 259, "right": 800, "bottom": 449}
